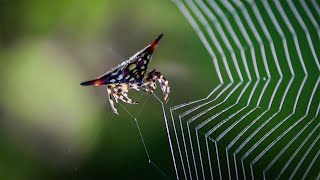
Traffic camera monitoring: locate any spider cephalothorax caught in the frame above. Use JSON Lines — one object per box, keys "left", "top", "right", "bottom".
{"left": 80, "top": 34, "right": 170, "bottom": 114}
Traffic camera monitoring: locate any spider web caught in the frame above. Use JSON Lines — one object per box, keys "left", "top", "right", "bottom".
{"left": 116, "top": 0, "right": 319, "bottom": 179}
{"left": 162, "top": 0, "right": 320, "bottom": 179}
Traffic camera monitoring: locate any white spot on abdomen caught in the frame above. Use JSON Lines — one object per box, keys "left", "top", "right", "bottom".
{"left": 117, "top": 74, "right": 123, "bottom": 80}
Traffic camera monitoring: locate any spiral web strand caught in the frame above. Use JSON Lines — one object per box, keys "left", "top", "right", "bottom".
{"left": 165, "top": 0, "right": 320, "bottom": 179}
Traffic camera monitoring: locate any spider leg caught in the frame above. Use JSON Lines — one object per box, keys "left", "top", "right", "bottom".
{"left": 108, "top": 85, "right": 120, "bottom": 103}
{"left": 145, "top": 69, "right": 170, "bottom": 102}
{"left": 112, "top": 92, "right": 119, "bottom": 103}
{"left": 107, "top": 85, "right": 118, "bottom": 114}
{"left": 129, "top": 83, "right": 141, "bottom": 92}
{"left": 120, "top": 91, "right": 138, "bottom": 104}
{"left": 116, "top": 84, "right": 139, "bottom": 104}
{"left": 142, "top": 81, "right": 157, "bottom": 93}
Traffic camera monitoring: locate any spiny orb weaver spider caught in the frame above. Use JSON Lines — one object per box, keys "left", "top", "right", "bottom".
{"left": 80, "top": 34, "right": 170, "bottom": 114}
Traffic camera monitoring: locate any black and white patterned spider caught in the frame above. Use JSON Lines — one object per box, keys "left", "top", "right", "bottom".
{"left": 80, "top": 34, "right": 170, "bottom": 114}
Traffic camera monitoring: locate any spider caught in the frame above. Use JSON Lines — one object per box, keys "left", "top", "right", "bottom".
{"left": 80, "top": 33, "right": 170, "bottom": 114}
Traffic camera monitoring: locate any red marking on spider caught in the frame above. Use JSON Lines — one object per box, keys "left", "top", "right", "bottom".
{"left": 150, "top": 33, "right": 163, "bottom": 51}
{"left": 94, "top": 80, "right": 103, "bottom": 86}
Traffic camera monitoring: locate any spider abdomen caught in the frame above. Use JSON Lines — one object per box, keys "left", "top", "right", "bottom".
{"left": 81, "top": 59, "right": 149, "bottom": 86}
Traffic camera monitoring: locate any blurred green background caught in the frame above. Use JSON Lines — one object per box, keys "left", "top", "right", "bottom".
{"left": 1, "top": 0, "right": 319, "bottom": 179}
{"left": 0, "top": 0, "right": 217, "bottom": 179}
